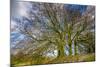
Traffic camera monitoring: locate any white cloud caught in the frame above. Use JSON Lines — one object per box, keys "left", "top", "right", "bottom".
{"left": 11, "top": 20, "right": 17, "bottom": 32}
{"left": 18, "top": 2, "right": 28, "bottom": 17}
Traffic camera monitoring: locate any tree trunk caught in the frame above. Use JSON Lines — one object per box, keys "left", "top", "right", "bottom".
{"left": 67, "top": 24, "right": 73, "bottom": 56}
{"left": 69, "top": 45, "right": 72, "bottom": 55}
{"left": 74, "top": 45, "right": 77, "bottom": 55}
{"left": 68, "top": 41, "right": 72, "bottom": 56}
{"left": 74, "top": 41, "right": 78, "bottom": 55}
{"left": 57, "top": 42, "right": 65, "bottom": 58}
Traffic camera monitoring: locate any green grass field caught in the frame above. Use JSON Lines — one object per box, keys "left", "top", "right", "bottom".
{"left": 11, "top": 53, "right": 95, "bottom": 67}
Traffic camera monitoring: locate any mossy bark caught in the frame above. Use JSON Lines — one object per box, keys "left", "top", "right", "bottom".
{"left": 57, "top": 41, "right": 66, "bottom": 58}
{"left": 68, "top": 38, "right": 73, "bottom": 56}
{"left": 74, "top": 44, "right": 77, "bottom": 55}
{"left": 69, "top": 45, "right": 72, "bottom": 56}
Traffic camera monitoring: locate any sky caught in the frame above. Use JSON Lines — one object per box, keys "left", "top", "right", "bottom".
{"left": 11, "top": 0, "right": 87, "bottom": 17}
{"left": 65, "top": 4, "right": 87, "bottom": 14}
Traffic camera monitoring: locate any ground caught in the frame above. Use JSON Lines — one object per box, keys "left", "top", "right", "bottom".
{"left": 11, "top": 53, "right": 95, "bottom": 67}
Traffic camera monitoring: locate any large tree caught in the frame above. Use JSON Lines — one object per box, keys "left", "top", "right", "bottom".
{"left": 11, "top": 2, "right": 95, "bottom": 60}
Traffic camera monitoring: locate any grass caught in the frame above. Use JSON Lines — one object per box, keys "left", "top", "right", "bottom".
{"left": 11, "top": 53, "right": 95, "bottom": 66}
{"left": 47, "top": 53, "right": 95, "bottom": 64}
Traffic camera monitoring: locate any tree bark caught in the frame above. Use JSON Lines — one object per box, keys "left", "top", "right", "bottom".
{"left": 74, "top": 40, "right": 78, "bottom": 55}
{"left": 74, "top": 44, "right": 77, "bottom": 55}
{"left": 68, "top": 41, "right": 73, "bottom": 56}
{"left": 69, "top": 45, "right": 72, "bottom": 55}
{"left": 57, "top": 42, "right": 66, "bottom": 58}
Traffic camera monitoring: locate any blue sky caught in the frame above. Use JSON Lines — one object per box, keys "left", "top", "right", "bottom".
{"left": 64, "top": 4, "right": 87, "bottom": 14}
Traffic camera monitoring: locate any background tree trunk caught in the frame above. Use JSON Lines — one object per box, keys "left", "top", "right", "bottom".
{"left": 69, "top": 45, "right": 72, "bottom": 55}
{"left": 74, "top": 44, "right": 77, "bottom": 55}
{"left": 74, "top": 40, "right": 78, "bottom": 55}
